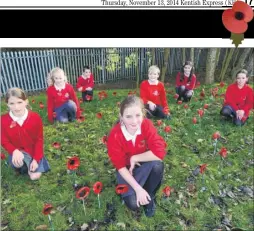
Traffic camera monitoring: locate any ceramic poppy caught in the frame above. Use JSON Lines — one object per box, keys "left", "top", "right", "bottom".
{"left": 52, "top": 142, "right": 61, "bottom": 149}
{"left": 222, "top": 1, "right": 253, "bottom": 34}
{"left": 163, "top": 186, "right": 171, "bottom": 197}
{"left": 212, "top": 131, "right": 221, "bottom": 140}
{"left": 93, "top": 182, "right": 103, "bottom": 195}
{"left": 115, "top": 184, "right": 129, "bottom": 194}
{"left": 192, "top": 117, "right": 197, "bottom": 124}
{"left": 76, "top": 186, "right": 90, "bottom": 200}
{"left": 219, "top": 147, "right": 228, "bottom": 158}
{"left": 200, "top": 164, "right": 207, "bottom": 174}
{"left": 42, "top": 203, "right": 53, "bottom": 215}
{"left": 1, "top": 153, "right": 6, "bottom": 160}
{"left": 67, "top": 156, "right": 80, "bottom": 170}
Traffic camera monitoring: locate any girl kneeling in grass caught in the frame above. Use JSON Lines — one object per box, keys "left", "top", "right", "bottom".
{"left": 1, "top": 88, "right": 50, "bottom": 180}
{"left": 220, "top": 69, "right": 253, "bottom": 126}
{"left": 107, "top": 95, "right": 167, "bottom": 217}
{"left": 46, "top": 67, "right": 81, "bottom": 124}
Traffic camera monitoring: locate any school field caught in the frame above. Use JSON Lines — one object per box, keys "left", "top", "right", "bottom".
{"left": 1, "top": 83, "right": 254, "bottom": 231}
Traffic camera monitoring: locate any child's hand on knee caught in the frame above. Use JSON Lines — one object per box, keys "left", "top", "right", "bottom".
{"left": 29, "top": 159, "right": 39, "bottom": 172}
{"left": 12, "top": 149, "right": 24, "bottom": 168}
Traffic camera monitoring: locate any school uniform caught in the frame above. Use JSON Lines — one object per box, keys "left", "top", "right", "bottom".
{"left": 107, "top": 118, "right": 166, "bottom": 211}
{"left": 1, "top": 109, "right": 50, "bottom": 173}
{"left": 140, "top": 80, "right": 169, "bottom": 119}
{"left": 220, "top": 82, "right": 253, "bottom": 126}
{"left": 46, "top": 83, "right": 81, "bottom": 123}
{"left": 76, "top": 74, "right": 95, "bottom": 102}
{"left": 175, "top": 72, "right": 196, "bottom": 101}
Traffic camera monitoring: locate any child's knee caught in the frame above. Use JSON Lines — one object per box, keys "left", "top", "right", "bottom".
{"left": 124, "top": 195, "right": 139, "bottom": 211}
{"left": 151, "top": 161, "right": 164, "bottom": 174}
{"left": 29, "top": 172, "right": 42, "bottom": 180}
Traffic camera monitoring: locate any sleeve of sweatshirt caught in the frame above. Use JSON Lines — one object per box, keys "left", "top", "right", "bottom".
{"left": 160, "top": 83, "right": 169, "bottom": 109}
{"left": 140, "top": 81, "right": 149, "bottom": 104}
{"left": 69, "top": 85, "right": 81, "bottom": 118}
{"left": 107, "top": 128, "right": 126, "bottom": 170}
{"left": 187, "top": 74, "right": 196, "bottom": 90}
{"left": 224, "top": 85, "right": 238, "bottom": 111}
{"left": 87, "top": 74, "right": 95, "bottom": 88}
{"left": 33, "top": 114, "right": 44, "bottom": 163}
{"left": 0, "top": 117, "right": 17, "bottom": 154}
{"left": 76, "top": 77, "right": 83, "bottom": 90}
{"left": 175, "top": 72, "right": 181, "bottom": 87}
{"left": 46, "top": 88, "right": 54, "bottom": 123}
{"left": 143, "top": 119, "right": 167, "bottom": 160}
{"left": 242, "top": 87, "right": 254, "bottom": 115}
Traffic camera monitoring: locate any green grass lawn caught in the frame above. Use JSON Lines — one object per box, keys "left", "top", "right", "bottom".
{"left": 1, "top": 84, "right": 254, "bottom": 231}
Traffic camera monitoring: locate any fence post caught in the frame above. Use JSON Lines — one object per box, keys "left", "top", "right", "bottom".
{"left": 101, "top": 49, "right": 105, "bottom": 84}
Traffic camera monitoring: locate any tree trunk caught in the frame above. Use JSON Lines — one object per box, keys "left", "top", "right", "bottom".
{"left": 245, "top": 49, "right": 254, "bottom": 77}
{"left": 161, "top": 48, "right": 170, "bottom": 83}
{"left": 135, "top": 48, "right": 140, "bottom": 89}
{"left": 231, "top": 48, "right": 252, "bottom": 79}
{"left": 182, "top": 48, "right": 186, "bottom": 64}
{"left": 215, "top": 48, "right": 221, "bottom": 68}
{"left": 219, "top": 48, "right": 234, "bottom": 81}
{"left": 151, "top": 48, "right": 156, "bottom": 65}
{"left": 205, "top": 48, "right": 217, "bottom": 84}
{"left": 195, "top": 48, "right": 202, "bottom": 72}
{"left": 190, "top": 48, "right": 194, "bottom": 63}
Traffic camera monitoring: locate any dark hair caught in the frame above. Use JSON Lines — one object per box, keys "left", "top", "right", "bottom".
{"left": 83, "top": 65, "right": 90, "bottom": 71}
{"left": 180, "top": 61, "right": 194, "bottom": 83}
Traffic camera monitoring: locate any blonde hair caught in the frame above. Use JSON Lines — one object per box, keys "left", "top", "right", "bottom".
{"left": 47, "top": 67, "right": 68, "bottom": 86}
{"left": 148, "top": 65, "right": 160, "bottom": 75}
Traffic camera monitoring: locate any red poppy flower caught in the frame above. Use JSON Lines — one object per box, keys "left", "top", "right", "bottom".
{"left": 200, "top": 89, "right": 205, "bottom": 98}
{"left": 96, "top": 112, "right": 102, "bottom": 119}
{"left": 219, "top": 82, "right": 225, "bottom": 88}
{"left": 212, "top": 131, "right": 221, "bottom": 140}
{"left": 32, "top": 99, "right": 35, "bottom": 104}
{"left": 157, "top": 120, "right": 162, "bottom": 126}
{"left": 77, "top": 115, "right": 85, "bottom": 123}
{"left": 200, "top": 164, "right": 207, "bottom": 174}
{"left": 174, "top": 94, "right": 179, "bottom": 99}
{"left": 53, "top": 112, "right": 57, "bottom": 118}
{"left": 211, "top": 87, "right": 218, "bottom": 97}
{"left": 219, "top": 147, "right": 228, "bottom": 158}
{"left": 162, "top": 186, "right": 171, "bottom": 197}
{"left": 42, "top": 203, "right": 53, "bottom": 215}
{"left": 52, "top": 142, "right": 61, "bottom": 149}
{"left": 102, "top": 135, "right": 107, "bottom": 144}
{"left": 10, "top": 121, "right": 17, "bottom": 128}
{"left": 163, "top": 107, "right": 170, "bottom": 115}
{"left": 115, "top": 184, "right": 129, "bottom": 194}
{"left": 1, "top": 153, "right": 6, "bottom": 160}
{"left": 203, "top": 104, "right": 209, "bottom": 109}
{"left": 79, "top": 98, "right": 83, "bottom": 103}
{"left": 198, "top": 109, "right": 204, "bottom": 118}
{"left": 86, "top": 95, "right": 92, "bottom": 101}
{"left": 222, "top": 1, "right": 253, "bottom": 34}
{"left": 76, "top": 186, "right": 90, "bottom": 200}
{"left": 67, "top": 156, "right": 80, "bottom": 170}
{"left": 164, "top": 126, "right": 171, "bottom": 133}
{"left": 192, "top": 117, "right": 197, "bottom": 124}
{"left": 112, "top": 92, "right": 117, "bottom": 96}
{"left": 39, "top": 102, "right": 44, "bottom": 109}
{"left": 177, "top": 100, "right": 182, "bottom": 105}
{"left": 184, "top": 104, "right": 188, "bottom": 109}
{"left": 93, "top": 181, "right": 103, "bottom": 195}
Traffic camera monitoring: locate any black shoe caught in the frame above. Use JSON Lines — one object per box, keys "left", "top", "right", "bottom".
{"left": 19, "top": 163, "right": 28, "bottom": 175}
{"left": 144, "top": 199, "right": 156, "bottom": 217}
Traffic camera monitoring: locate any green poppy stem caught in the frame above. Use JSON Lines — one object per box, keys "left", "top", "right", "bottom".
{"left": 213, "top": 139, "right": 217, "bottom": 156}
{"left": 97, "top": 194, "right": 101, "bottom": 208}
{"left": 48, "top": 215, "right": 54, "bottom": 231}
{"left": 72, "top": 170, "right": 76, "bottom": 186}
{"left": 202, "top": 174, "right": 205, "bottom": 186}
{"left": 82, "top": 199, "right": 86, "bottom": 215}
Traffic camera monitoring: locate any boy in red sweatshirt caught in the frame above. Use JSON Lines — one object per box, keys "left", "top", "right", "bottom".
{"left": 76, "top": 66, "right": 95, "bottom": 102}
{"left": 46, "top": 67, "right": 81, "bottom": 123}
{"left": 220, "top": 69, "right": 253, "bottom": 126}
{"left": 140, "top": 65, "right": 170, "bottom": 119}
{"left": 107, "top": 95, "right": 167, "bottom": 217}
{"left": 1, "top": 88, "right": 50, "bottom": 180}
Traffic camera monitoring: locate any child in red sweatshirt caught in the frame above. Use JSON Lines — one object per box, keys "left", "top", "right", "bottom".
{"left": 76, "top": 66, "right": 95, "bottom": 102}
{"left": 175, "top": 61, "right": 196, "bottom": 102}
{"left": 1, "top": 88, "right": 50, "bottom": 180}
{"left": 140, "top": 65, "right": 170, "bottom": 119}
{"left": 220, "top": 69, "right": 253, "bottom": 126}
{"left": 46, "top": 67, "right": 81, "bottom": 123}
{"left": 107, "top": 95, "right": 167, "bottom": 217}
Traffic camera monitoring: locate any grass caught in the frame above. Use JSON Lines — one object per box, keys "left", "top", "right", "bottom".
{"left": 1, "top": 84, "right": 254, "bottom": 231}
